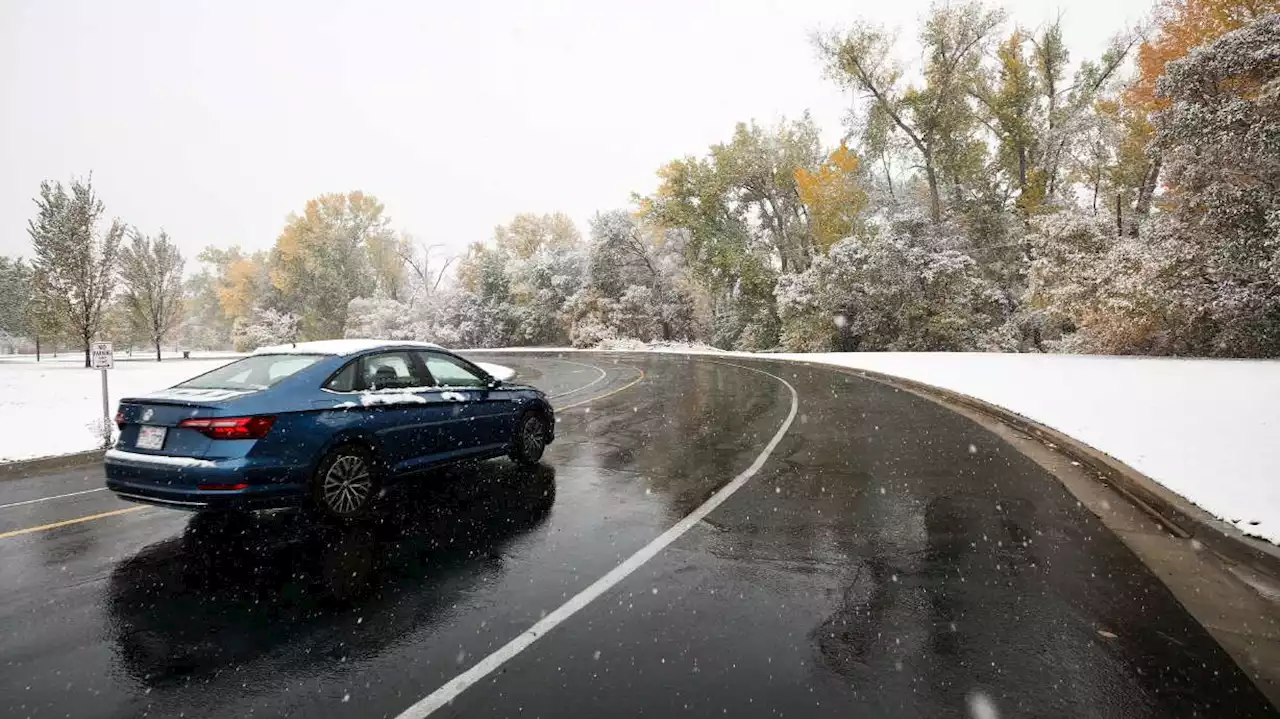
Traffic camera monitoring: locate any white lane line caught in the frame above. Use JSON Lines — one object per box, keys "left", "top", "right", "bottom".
{"left": 395, "top": 360, "right": 798, "bottom": 718}
{"left": 546, "top": 359, "right": 609, "bottom": 400}
{"left": 0, "top": 487, "right": 107, "bottom": 511}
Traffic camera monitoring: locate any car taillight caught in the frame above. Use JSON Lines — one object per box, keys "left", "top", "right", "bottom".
{"left": 114, "top": 410, "right": 125, "bottom": 430}
{"left": 179, "top": 415, "right": 276, "bottom": 440}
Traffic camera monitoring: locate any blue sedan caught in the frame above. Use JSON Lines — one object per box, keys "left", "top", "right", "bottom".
{"left": 104, "top": 340, "right": 555, "bottom": 519}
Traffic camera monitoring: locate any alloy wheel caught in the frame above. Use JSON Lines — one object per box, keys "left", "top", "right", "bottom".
{"left": 322, "top": 454, "right": 372, "bottom": 515}
{"left": 521, "top": 416, "right": 545, "bottom": 459}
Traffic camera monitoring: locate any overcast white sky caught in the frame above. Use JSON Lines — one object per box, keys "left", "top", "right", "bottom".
{"left": 1, "top": 0, "right": 1150, "bottom": 264}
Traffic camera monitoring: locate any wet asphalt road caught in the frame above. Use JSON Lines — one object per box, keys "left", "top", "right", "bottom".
{"left": 0, "top": 353, "right": 1274, "bottom": 718}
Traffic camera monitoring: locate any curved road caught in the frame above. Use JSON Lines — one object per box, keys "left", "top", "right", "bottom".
{"left": 0, "top": 353, "right": 1273, "bottom": 718}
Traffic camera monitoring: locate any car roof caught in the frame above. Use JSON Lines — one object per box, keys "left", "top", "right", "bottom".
{"left": 252, "top": 339, "right": 447, "bottom": 357}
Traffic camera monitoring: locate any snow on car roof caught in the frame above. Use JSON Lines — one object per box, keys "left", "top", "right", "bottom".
{"left": 253, "top": 339, "right": 446, "bottom": 356}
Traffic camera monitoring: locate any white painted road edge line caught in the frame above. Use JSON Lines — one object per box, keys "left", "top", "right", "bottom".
{"left": 0, "top": 487, "right": 107, "bottom": 511}
{"left": 395, "top": 360, "right": 799, "bottom": 718}
{"left": 546, "top": 359, "right": 610, "bottom": 400}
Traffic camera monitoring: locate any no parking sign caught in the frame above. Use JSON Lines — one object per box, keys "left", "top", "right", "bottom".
{"left": 90, "top": 342, "right": 114, "bottom": 369}
{"left": 91, "top": 342, "right": 113, "bottom": 447}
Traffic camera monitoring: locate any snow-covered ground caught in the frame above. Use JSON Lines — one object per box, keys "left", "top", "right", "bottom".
{"left": 0, "top": 350, "right": 244, "bottom": 364}
{"left": 0, "top": 357, "right": 236, "bottom": 461}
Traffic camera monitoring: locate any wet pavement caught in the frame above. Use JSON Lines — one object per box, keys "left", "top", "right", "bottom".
{"left": 0, "top": 353, "right": 1274, "bottom": 718}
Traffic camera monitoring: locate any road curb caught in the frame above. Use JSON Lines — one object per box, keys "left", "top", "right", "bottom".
{"left": 768, "top": 358, "right": 1280, "bottom": 584}
{"left": 0, "top": 449, "right": 103, "bottom": 481}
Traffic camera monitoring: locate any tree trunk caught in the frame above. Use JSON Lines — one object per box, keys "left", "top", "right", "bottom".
{"left": 924, "top": 161, "right": 942, "bottom": 225}
{"left": 155, "top": 339, "right": 162, "bottom": 362}
{"left": 1131, "top": 154, "right": 1162, "bottom": 237}
{"left": 1115, "top": 193, "right": 1123, "bottom": 237}
{"left": 35, "top": 335, "right": 40, "bottom": 362}
{"left": 83, "top": 340, "right": 90, "bottom": 368}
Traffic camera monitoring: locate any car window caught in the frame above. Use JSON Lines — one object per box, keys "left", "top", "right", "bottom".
{"left": 177, "top": 354, "right": 324, "bottom": 390}
{"left": 362, "top": 351, "right": 430, "bottom": 391}
{"left": 420, "top": 353, "right": 488, "bottom": 388}
{"left": 324, "top": 360, "right": 359, "bottom": 392}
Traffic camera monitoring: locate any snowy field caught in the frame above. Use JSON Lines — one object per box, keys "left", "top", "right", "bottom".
{"left": 0, "top": 356, "right": 237, "bottom": 461}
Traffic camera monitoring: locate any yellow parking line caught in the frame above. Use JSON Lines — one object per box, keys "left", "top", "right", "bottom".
{"left": 0, "top": 506, "right": 146, "bottom": 541}
{"left": 554, "top": 366, "right": 645, "bottom": 412}
{"left": 0, "top": 366, "right": 646, "bottom": 541}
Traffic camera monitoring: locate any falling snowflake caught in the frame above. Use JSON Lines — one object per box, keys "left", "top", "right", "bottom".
{"left": 967, "top": 690, "right": 999, "bottom": 719}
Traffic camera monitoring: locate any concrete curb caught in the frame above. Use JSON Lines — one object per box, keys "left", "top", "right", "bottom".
{"left": 0, "top": 449, "right": 103, "bottom": 481}
{"left": 788, "top": 359, "right": 1280, "bottom": 583}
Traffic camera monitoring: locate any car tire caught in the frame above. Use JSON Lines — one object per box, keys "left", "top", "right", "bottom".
{"left": 509, "top": 412, "right": 548, "bottom": 467}
{"left": 312, "top": 444, "right": 380, "bottom": 520}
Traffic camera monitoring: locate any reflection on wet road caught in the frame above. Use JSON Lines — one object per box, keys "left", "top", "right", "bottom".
{"left": 0, "top": 354, "right": 1274, "bottom": 718}
{"left": 109, "top": 463, "right": 556, "bottom": 688}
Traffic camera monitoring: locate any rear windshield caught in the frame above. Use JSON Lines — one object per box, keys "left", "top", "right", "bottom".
{"left": 177, "top": 354, "right": 324, "bottom": 390}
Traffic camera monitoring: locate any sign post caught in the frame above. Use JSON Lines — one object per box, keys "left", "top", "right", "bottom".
{"left": 90, "top": 342, "right": 114, "bottom": 448}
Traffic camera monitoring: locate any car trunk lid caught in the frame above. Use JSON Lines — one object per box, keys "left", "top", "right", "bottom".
{"left": 116, "top": 388, "right": 260, "bottom": 458}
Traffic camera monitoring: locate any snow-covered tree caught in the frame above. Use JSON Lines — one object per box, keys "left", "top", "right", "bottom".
{"left": 27, "top": 175, "right": 125, "bottom": 366}
{"left": 180, "top": 270, "right": 233, "bottom": 350}
{"left": 232, "top": 307, "right": 300, "bottom": 351}
{"left": 269, "top": 191, "right": 398, "bottom": 340}
{"left": 118, "top": 229, "right": 185, "bottom": 361}
{"left": 507, "top": 243, "right": 587, "bottom": 345}
{"left": 1149, "top": 13, "right": 1280, "bottom": 356}
{"left": 777, "top": 211, "right": 1004, "bottom": 351}
{"left": 1026, "top": 209, "right": 1188, "bottom": 354}
{"left": 0, "top": 257, "right": 32, "bottom": 346}
{"left": 419, "top": 288, "right": 516, "bottom": 348}
{"left": 344, "top": 296, "right": 418, "bottom": 340}
{"left": 565, "top": 211, "right": 702, "bottom": 347}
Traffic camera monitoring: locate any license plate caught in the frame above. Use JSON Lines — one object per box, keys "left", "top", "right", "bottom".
{"left": 136, "top": 425, "right": 167, "bottom": 450}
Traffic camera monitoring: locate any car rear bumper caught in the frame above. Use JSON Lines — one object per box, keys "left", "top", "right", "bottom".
{"left": 104, "top": 449, "right": 307, "bottom": 511}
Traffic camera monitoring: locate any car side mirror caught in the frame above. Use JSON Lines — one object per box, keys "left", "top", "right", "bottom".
{"left": 487, "top": 378, "right": 503, "bottom": 389}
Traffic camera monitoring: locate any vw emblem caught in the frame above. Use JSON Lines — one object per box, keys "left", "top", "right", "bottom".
{"left": 142, "top": 408, "right": 154, "bottom": 422}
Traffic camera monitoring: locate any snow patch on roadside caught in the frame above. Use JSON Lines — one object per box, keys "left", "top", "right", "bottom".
{"left": 0, "top": 359, "right": 236, "bottom": 463}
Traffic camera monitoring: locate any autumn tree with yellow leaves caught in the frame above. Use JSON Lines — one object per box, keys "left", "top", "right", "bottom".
{"left": 793, "top": 143, "right": 867, "bottom": 250}
{"left": 268, "top": 191, "right": 403, "bottom": 340}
